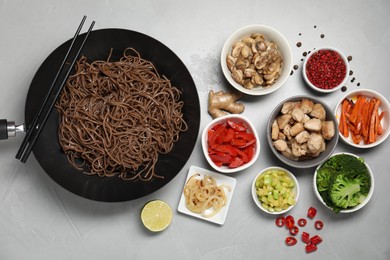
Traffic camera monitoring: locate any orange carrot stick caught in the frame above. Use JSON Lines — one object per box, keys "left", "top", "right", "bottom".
{"left": 369, "top": 98, "right": 381, "bottom": 143}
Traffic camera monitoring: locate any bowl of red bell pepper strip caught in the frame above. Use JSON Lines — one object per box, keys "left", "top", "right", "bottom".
{"left": 335, "top": 88, "right": 390, "bottom": 148}
{"left": 202, "top": 114, "right": 260, "bottom": 173}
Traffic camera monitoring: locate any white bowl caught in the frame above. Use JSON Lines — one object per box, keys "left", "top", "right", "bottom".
{"left": 252, "top": 166, "right": 299, "bottom": 215}
{"left": 221, "top": 24, "right": 293, "bottom": 96}
{"left": 313, "top": 152, "right": 375, "bottom": 213}
{"left": 335, "top": 88, "right": 390, "bottom": 148}
{"left": 302, "top": 46, "right": 349, "bottom": 93}
{"left": 201, "top": 114, "right": 260, "bottom": 173}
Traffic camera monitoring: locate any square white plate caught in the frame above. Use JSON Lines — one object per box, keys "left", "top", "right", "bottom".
{"left": 177, "top": 165, "right": 236, "bottom": 225}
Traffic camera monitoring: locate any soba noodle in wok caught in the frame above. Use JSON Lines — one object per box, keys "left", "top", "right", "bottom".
{"left": 55, "top": 48, "right": 187, "bottom": 181}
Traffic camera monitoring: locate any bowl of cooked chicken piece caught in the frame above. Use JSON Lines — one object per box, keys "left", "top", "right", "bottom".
{"left": 266, "top": 95, "right": 339, "bottom": 168}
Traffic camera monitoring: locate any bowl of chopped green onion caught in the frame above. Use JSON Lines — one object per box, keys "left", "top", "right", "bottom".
{"left": 313, "top": 152, "right": 375, "bottom": 213}
{"left": 252, "top": 166, "right": 299, "bottom": 214}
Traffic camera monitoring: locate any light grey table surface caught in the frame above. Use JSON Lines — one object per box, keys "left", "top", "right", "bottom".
{"left": 1, "top": 0, "right": 389, "bottom": 259}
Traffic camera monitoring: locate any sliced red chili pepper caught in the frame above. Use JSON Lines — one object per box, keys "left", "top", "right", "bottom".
{"left": 301, "top": 232, "right": 310, "bottom": 244}
{"left": 305, "top": 243, "right": 317, "bottom": 253}
{"left": 310, "top": 235, "right": 322, "bottom": 245}
{"left": 314, "top": 220, "right": 324, "bottom": 230}
{"left": 285, "top": 236, "right": 297, "bottom": 246}
{"left": 275, "top": 216, "right": 285, "bottom": 227}
{"left": 227, "top": 119, "right": 246, "bottom": 132}
{"left": 228, "top": 156, "right": 244, "bottom": 168}
{"left": 289, "top": 226, "right": 299, "bottom": 236}
{"left": 285, "top": 215, "right": 295, "bottom": 229}
{"left": 298, "top": 218, "right": 307, "bottom": 227}
{"left": 307, "top": 207, "right": 317, "bottom": 219}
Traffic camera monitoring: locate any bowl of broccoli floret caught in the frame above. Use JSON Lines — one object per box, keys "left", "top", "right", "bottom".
{"left": 313, "top": 152, "right": 374, "bottom": 213}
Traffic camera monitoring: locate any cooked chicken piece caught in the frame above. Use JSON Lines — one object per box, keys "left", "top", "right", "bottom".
{"left": 271, "top": 119, "right": 279, "bottom": 140}
{"left": 291, "top": 107, "right": 305, "bottom": 122}
{"left": 282, "top": 147, "right": 299, "bottom": 161}
{"left": 302, "top": 114, "right": 311, "bottom": 123}
{"left": 300, "top": 98, "right": 314, "bottom": 114}
{"left": 309, "top": 103, "right": 326, "bottom": 120}
{"left": 277, "top": 114, "right": 292, "bottom": 129}
{"left": 273, "top": 139, "right": 288, "bottom": 152}
{"left": 281, "top": 101, "right": 298, "bottom": 114}
{"left": 283, "top": 124, "right": 292, "bottom": 140}
{"left": 304, "top": 118, "right": 322, "bottom": 132}
{"left": 322, "top": 121, "right": 335, "bottom": 140}
{"left": 307, "top": 133, "right": 325, "bottom": 153}
{"left": 295, "top": 130, "right": 310, "bottom": 144}
{"left": 290, "top": 122, "right": 304, "bottom": 136}
{"left": 278, "top": 132, "right": 286, "bottom": 140}
{"left": 291, "top": 141, "right": 308, "bottom": 157}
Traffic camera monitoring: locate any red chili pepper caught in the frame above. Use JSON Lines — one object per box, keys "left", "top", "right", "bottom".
{"left": 297, "top": 218, "right": 307, "bottom": 227}
{"left": 310, "top": 235, "right": 323, "bottom": 245}
{"left": 301, "top": 232, "right": 310, "bottom": 244}
{"left": 314, "top": 220, "right": 324, "bottom": 230}
{"left": 227, "top": 119, "right": 246, "bottom": 132}
{"left": 275, "top": 216, "right": 285, "bottom": 227}
{"left": 285, "top": 218, "right": 294, "bottom": 229}
{"left": 285, "top": 237, "right": 297, "bottom": 246}
{"left": 289, "top": 226, "right": 299, "bottom": 236}
{"left": 307, "top": 207, "right": 317, "bottom": 219}
{"left": 305, "top": 243, "right": 317, "bottom": 253}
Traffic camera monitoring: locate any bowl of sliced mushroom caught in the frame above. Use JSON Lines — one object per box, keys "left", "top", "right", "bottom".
{"left": 221, "top": 24, "right": 293, "bottom": 96}
{"left": 266, "top": 95, "right": 339, "bottom": 168}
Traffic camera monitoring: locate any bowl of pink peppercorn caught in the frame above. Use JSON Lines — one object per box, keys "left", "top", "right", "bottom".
{"left": 302, "top": 46, "right": 349, "bottom": 93}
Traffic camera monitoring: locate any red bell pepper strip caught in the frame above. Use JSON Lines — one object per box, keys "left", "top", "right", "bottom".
{"left": 222, "top": 128, "right": 235, "bottom": 143}
{"left": 234, "top": 131, "right": 255, "bottom": 141}
{"left": 229, "top": 157, "right": 244, "bottom": 168}
{"left": 227, "top": 119, "right": 246, "bottom": 132}
{"left": 230, "top": 138, "right": 247, "bottom": 147}
{"left": 209, "top": 153, "right": 233, "bottom": 165}
{"left": 236, "top": 138, "right": 256, "bottom": 149}
{"left": 214, "top": 145, "right": 238, "bottom": 157}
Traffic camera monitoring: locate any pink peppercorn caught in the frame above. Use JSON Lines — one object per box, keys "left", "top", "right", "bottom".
{"left": 305, "top": 49, "right": 347, "bottom": 90}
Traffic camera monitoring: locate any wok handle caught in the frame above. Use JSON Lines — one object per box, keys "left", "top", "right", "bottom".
{"left": 0, "top": 119, "right": 25, "bottom": 140}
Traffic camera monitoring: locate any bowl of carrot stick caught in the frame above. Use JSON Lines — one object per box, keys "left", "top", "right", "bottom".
{"left": 335, "top": 89, "right": 390, "bottom": 148}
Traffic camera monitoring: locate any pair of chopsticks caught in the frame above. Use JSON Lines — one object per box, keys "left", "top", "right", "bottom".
{"left": 16, "top": 15, "right": 95, "bottom": 163}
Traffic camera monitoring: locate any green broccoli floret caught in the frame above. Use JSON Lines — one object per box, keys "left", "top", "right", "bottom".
{"left": 328, "top": 172, "right": 370, "bottom": 209}
{"left": 316, "top": 154, "right": 371, "bottom": 213}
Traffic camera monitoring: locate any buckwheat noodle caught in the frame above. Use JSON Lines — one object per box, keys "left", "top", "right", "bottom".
{"left": 55, "top": 48, "right": 187, "bottom": 181}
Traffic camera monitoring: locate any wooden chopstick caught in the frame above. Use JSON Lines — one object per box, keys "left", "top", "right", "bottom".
{"left": 16, "top": 16, "right": 95, "bottom": 163}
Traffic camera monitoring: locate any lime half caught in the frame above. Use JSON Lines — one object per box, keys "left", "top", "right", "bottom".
{"left": 141, "top": 200, "right": 173, "bottom": 232}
